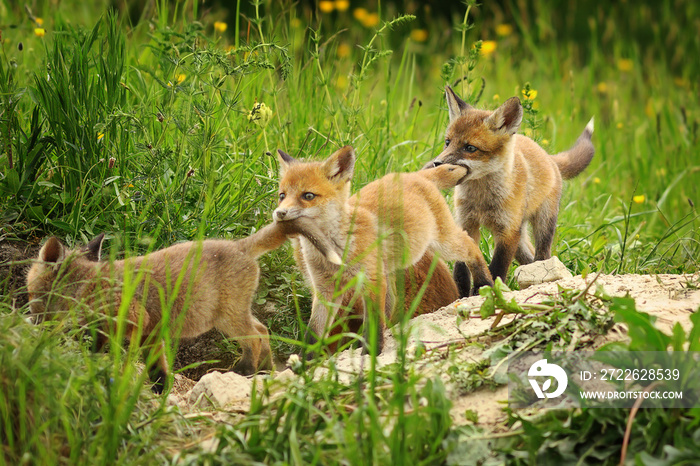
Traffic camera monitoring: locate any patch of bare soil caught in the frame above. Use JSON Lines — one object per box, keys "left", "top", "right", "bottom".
{"left": 170, "top": 273, "right": 700, "bottom": 434}
{"left": 0, "top": 239, "right": 40, "bottom": 308}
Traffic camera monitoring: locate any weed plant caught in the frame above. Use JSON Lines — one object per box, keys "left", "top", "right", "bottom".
{"left": 0, "top": 0, "right": 698, "bottom": 464}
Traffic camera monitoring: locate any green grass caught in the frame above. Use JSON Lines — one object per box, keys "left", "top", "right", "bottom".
{"left": 1, "top": 0, "right": 699, "bottom": 464}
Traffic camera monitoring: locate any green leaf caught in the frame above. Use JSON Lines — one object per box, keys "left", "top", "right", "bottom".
{"left": 25, "top": 205, "right": 45, "bottom": 222}
{"left": 611, "top": 297, "right": 671, "bottom": 351}
{"left": 688, "top": 311, "right": 700, "bottom": 352}
{"left": 671, "top": 322, "right": 687, "bottom": 351}
{"left": 1, "top": 168, "right": 20, "bottom": 195}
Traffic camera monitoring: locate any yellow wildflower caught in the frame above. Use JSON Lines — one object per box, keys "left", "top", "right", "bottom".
{"left": 645, "top": 99, "right": 655, "bottom": 117}
{"left": 176, "top": 73, "right": 186, "bottom": 84}
{"left": 596, "top": 82, "right": 608, "bottom": 93}
{"left": 248, "top": 102, "right": 273, "bottom": 127}
{"left": 632, "top": 195, "right": 645, "bottom": 204}
{"left": 336, "top": 42, "right": 351, "bottom": 58}
{"left": 334, "top": 0, "right": 350, "bottom": 12}
{"left": 97, "top": 132, "right": 104, "bottom": 141}
{"left": 319, "top": 1, "right": 334, "bottom": 13}
{"left": 593, "top": 177, "right": 601, "bottom": 184}
{"left": 616, "top": 122, "right": 624, "bottom": 129}
{"left": 335, "top": 75, "right": 348, "bottom": 89}
{"left": 410, "top": 29, "right": 429, "bottom": 42}
{"left": 35, "top": 17, "right": 44, "bottom": 27}
{"left": 361, "top": 12, "right": 380, "bottom": 27}
{"left": 617, "top": 58, "right": 633, "bottom": 72}
{"left": 480, "top": 40, "right": 497, "bottom": 56}
{"left": 521, "top": 89, "right": 538, "bottom": 100}
{"left": 214, "top": 21, "right": 228, "bottom": 33}
{"left": 495, "top": 24, "right": 513, "bottom": 37}
{"left": 34, "top": 28, "right": 46, "bottom": 38}
{"left": 353, "top": 8, "right": 369, "bottom": 21}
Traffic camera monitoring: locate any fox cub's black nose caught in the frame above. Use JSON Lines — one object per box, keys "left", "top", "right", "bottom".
{"left": 423, "top": 160, "right": 443, "bottom": 170}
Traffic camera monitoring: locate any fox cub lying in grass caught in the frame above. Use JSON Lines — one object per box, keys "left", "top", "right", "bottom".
{"left": 274, "top": 146, "right": 493, "bottom": 356}
{"left": 26, "top": 220, "right": 339, "bottom": 393}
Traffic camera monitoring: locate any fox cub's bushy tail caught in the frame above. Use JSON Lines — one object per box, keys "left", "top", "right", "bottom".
{"left": 552, "top": 118, "right": 595, "bottom": 180}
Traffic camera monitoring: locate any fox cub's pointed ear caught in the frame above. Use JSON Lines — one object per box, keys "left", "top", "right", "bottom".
{"left": 277, "top": 149, "right": 297, "bottom": 177}
{"left": 445, "top": 85, "right": 472, "bottom": 122}
{"left": 485, "top": 96, "right": 523, "bottom": 136}
{"left": 323, "top": 146, "right": 355, "bottom": 183}
{"left": 83, "top": 233, "right": 105, "bottom": 262}
{"left": 39, "top": 237, "right": 66, "bottom": 264}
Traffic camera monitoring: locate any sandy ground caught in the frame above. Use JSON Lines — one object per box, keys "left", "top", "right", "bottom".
{"left": 170, "top": 272, "right": 700, "bottom": 431}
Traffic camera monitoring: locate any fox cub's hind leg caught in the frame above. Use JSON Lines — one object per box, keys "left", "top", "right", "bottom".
{"left": 452, "top": 220, "right": 483, "bottom": 297}
{"left": 216, "top": 307, "right": 271, "bottom": 376}
{"left": 433, "top": 219, "right": 494, "bottom": 295}
{"left": 452, "top": 262, "right": 471, "bottom": 298}
{"left": 146, "top": 342, "right": 169, "bottom": 394}
{"left": 303, "top": 294, "right": 343, "bottom": 360}
{"left": 532, "top": 202, "right": 559, "bottom": 261}
{"left": 253, "top": 317, "right": 273, "bottom": 370}
{"left": 514, "top": 224, "right": 535, "bottom": 266}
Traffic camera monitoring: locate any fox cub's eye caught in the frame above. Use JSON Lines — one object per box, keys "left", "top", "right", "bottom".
{"left": 302, "top": 192, "right": 316, "bottom": 201}
{"left": 278, "top": 193, "right": 286, "bottom": 202}
{"left": 464, "top": 144, "right": 478, "bottom": 153}
{"left": 444, "top": 138, "right": 451, "bottom": 147}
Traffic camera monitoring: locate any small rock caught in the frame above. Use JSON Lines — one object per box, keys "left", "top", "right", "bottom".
{"left": 274, "top": 368, "right": 296, "bottom": 383}
{"left": 166, "top": 392, "right": 185, "bottom": 409}
{"left": 514, "top": 256, "right": 573, "bottom": 289}
{"left": 189, "top": 371, "right": 252, "bottom": 409}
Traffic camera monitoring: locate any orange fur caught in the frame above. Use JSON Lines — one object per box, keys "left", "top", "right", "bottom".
{"left": 426, "top": 86, "right": 594, "bottom": 295}
{"left": 274, "top": 146, "right": 492, "bottom": 356}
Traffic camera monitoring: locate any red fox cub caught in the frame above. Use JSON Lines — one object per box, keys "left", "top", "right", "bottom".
{"left": 26, "top": 219, "right": 338, "bottom": 393}
{"left": 274, "top": 146, "right": 493, "bottom": 355}
{"left": 426, "top": 86, "right": 595, "bottom": 296}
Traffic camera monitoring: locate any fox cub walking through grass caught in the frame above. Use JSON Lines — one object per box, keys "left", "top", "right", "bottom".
{"left": 427, "top": 86, "right": 595, "bottom": 296}
{"left": 26, "top": 220, "right": 339, "bottom": 393}
{"left": 274, "top": 146, "right": 493, "bottom": 355}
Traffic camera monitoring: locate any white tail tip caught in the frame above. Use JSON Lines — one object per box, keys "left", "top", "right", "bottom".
{"left": 328, "top": 250, "right": 343, "bottom": 266}
{"left": 585, "top": 117, "right": 595, "bottom": 134}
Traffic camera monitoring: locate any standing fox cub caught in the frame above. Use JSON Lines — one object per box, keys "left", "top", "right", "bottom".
{"left": 26, "top": 220, "right": 339, "bottom": 393}
{"left": 427, "top": 86, "right": 595, "bottom": 296}
{"left": 274, "top": 146, "right": 493, "bottom": 355}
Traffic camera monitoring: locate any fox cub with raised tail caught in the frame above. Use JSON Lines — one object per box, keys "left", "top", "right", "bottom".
{"left": 26, "top": 219, "right": 338, "bottom": 393}
{"left": 274, "top": 146, "right": 493, "bottom": 355}
{"left": 427, "top": 86, "right": 595, "bottom": 296}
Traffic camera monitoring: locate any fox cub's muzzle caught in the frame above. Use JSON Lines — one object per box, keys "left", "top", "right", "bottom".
{"left": 423, "top": 159, "right": 441, "bottom": 170}
{"left": 274, "top": 208, "right": 301, "bottom": 221}
{"left": 424, "top": 158, "right": 471, "bottom": 182}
